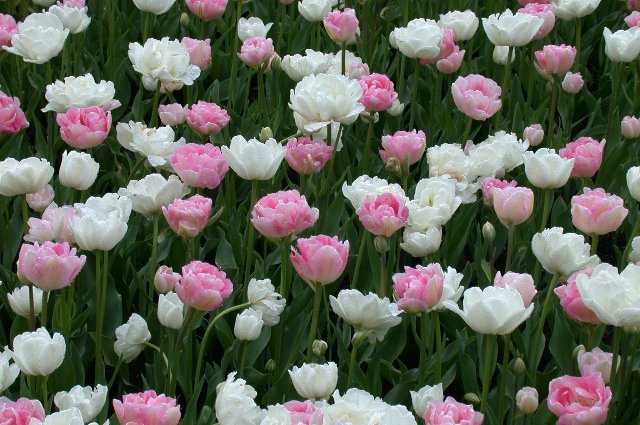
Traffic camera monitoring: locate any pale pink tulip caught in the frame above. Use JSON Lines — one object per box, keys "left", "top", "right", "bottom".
{"left": 559, "top": 137, "right": 605, "bottom": 178}
{"left": 285, "top": 137, "right": 333, "bottom": 175}
{"left": 578, "top": 347, "right": 613, "bottom": 384}
{"left": 631, "top": 0, "right": 640, "bottom": 11}
{"left": 56, "top": 106, "right": 111, "bottom": 149}
{"left": 0, "top": 398, "right": 45, "bottom": 424}
{"left": 571, "top": 188, "right": 628, "bottom": 236}
{"left": 26, "top": 185, "right": 54, "bottom": 213}
{"left": 436, "top": 47, "right": 465, "bottom": 74}
{"left": 170, "top": 143, "right": 229, "bottom": 189}
{"left": 392, "top": 264, "right": 444, "bottom": 313}
{"left": 547, "top": 375, "right": 611, "bottom": 425}
{"left": 494, "top": 271, "right": 537, "bottom": 307}
{"left": 61, "top": 0, "right": 86, "bottom": 6}
{"left": 379, "top": 130, "right": 427, "bottom": 167}
{"left": 0, "top": 91, "right": 28, "bottom": 135}
{"left": 24, "top": 204, "right": 76, "bottom": 244}
{"left": 562, "top": 72, "right": 584, "bottom": 94}
{"left": 481, "top": 178, "right": 517, "bottom": 206}
{"left": 290, "top": 235, "right": 349, "bottom": 285}
{"left": 451, "top": 74, "right": 502, "bottom": 121}
{"left": 251, "top": 190, "right": 319, "bottom": 239}
{"left": 283, "top": 400, "right": 324, "bottom": 425}
{"left": 421, "top": 29, "right": 456, "bottom": 66}
{"left": 357, "top": 192, "right": 408, "bottom": 237}
{"left": 323, "top": 8, "right": 359, "bottom": 45}
{"left": 535, "top": 44, "right": 576, "bottom": 77}
{"left": 185, "top": 101, "right": 230, "bottom": 136}
{"left": 162, "top": 194, "right": 212, "bottom": 238}
{"left": 184, "top": 0, "right": 228, "bottom": 21}
{"left": 493, "top": 186, "right": 534, "bottom": 227}
{"left": 621, "top": 116, "right": 640, "bottom": 139}
{"left": 159, "top": 104, "right": 186, "bottom": 127}
{"left": 175, "top": 261, "right": 233, "bottom": 311}
{"left": 424, "top": 397, "right": 484, "bottom": 425}
{"left": 523, "top": 123, "right": 544, "bottom": 146}
{"left": 0, "top": 14, "right": 17, "bottom": 48}
{"left": 238, "top": 36, "right": 275, "bottom": 68}
{"left": 17, "top": 242, "right": 86, "bottom": 291}
{"left": 181, "top": 37, "right": 211, "bottom": 70}
{"left": 519, "top": 3, "right": 555, "bottom": 39}
{"left": 154, "top": 265, "right": 181, "bottom": 294}
{"left": 359, "top": 73, "right": 398, "bottom": 112}
{"left": 113, "top": 390, "right": 181, "bottom": 425}
{"left": 626, "top": 11, "right": 640, "bottom": 27}
{"left": 554, "top": 268, "right": 601, "bottom": 324}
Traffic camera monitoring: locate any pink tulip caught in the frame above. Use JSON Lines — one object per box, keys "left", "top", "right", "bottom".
{"left": 159, "top": 104, "right": 186, "bottom": 127}
{"left": 170, "top": 143, "right": 229, "bottom": 189}
{"left": 392, "top": 264, "right": 444, "bottom": 313}
{"left": 562, "top": 72, "right": 584, "bottom": 94}
{"left": 359, "top": 73, "right": 398, "bottom": 112}
{"left": 26, "top": 185, "right": 55, "bottom": 213}
{"left": 162, "top": 194, "right": 212, "bottom": 238}
{"left": 61, "top": 0, "right": 86, "bottom": 6}
{"left": 113, "top": 390, "right": 181, "bottom": 425}
{"left": 25, "top": 204, "right": 76, "bottom": 244}
{"left": 421, "top": 29, "right": 456, "bottom": 66}
{"left": 290, "top": 235, "right": 349, "bottom": 285}
{"left": 175, "top": 261, "right": 233, "bottom": 311}
{"left": 17, "top": 242, "right": 86, "bottom": 291}
{"left": 481, "top": 178, "right": 517, "bottom": 206}
{"left": 323, "top": 8, "right": 359, "bottom": 45}
{"left": 626, "top": 11, "right": 640, "bottom": 27}
{"left": 0, "top": 14, "right": 17, "bottom": 48}
{"left": 494, "top": 271, "right": 537, "bottom": 307}
{"left": 571, "top": 188, "right": 628, "bottom": 236}
{"left": 251, "top": 190, "right": 319, "bottom": 239}
{"left": 357, "top": 192, "right": 408, "bottom": 237}
{"left": 154, "top": 265, "right": 181, "bottom": 294}
{"left": 519, "top": 3, "right": 555, "bottom": 40}
{"left": 493, "top": 186, "right": 534, "bottom": 227}
{"left": 284, "top": 137, "right": 333, "bottom": 175}
{"left": 436, "top": 46, "right": 465, "bottom": 74}
{"left": 185, "top": 101, "right": 230, "bottom": 136}
{"left": 56, "top": 106, "right": 111, "bottom": 149}
{"left": 0, "top": 398, "right": 45, "bottom": 425}
{"left": 547, "top": 375, "right": 611, "bottom": 425}
{"left": 451, "top": 74, "right": 502, "bottom": 121}
{"left": 535, "top": 44, "right": 576, "bottom": 77}
{"left": 283, "top": 400, "right": 324, "bottom": 425}
{"left": 184, "top": 0, "right": 228, "bottom": 21}
{"left": 523, "top": 123, "right": 544, "bottom": 146}
{"left": 0, "top": 91, "right": 28, "bottom": 135}
{"left": 238, "top": 36, "right": 275, "bottom": 68}
{"left": 559, "top": 137, "right": 605, "bottom": 178}
{"left": 578, "top": 347, "right": 613, "bottom": 384}
{"left": 379, "top": 130, "right": 427, "bottom": 167}
{"left": 181, "top": 37, "right": 211, "bottom": 70}
{"left": 554, "top": 268, "right": 601, "bottom": 324}
{"left": 621, "top": 116, "right": 640, "bottom": 139}
{"left": 424, "top": 396, "right": 484, "bottom": 425}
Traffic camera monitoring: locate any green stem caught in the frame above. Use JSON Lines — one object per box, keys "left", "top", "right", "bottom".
{"left": 434, "top": 312, "right": 443, "bottom": 381}
{"left": 243, "top": 181, "right": 259, "bottom": 282}
{"left": 257, "top": 70, "right": 265, "bottom": 117}
{"left": 351, "top": 232, "right": 368, "bottom": 288}
{"left": 41, "top": 291, "right": 48, "bottom": 328}
{"left": 461, "top": 117, "right": 472, "bottom": 142}
{"left": 149, "top": 215, "right": 159, "bottom": 285}
{"left": 238, "top": 341, "right": 247, "bottom": 376}
{"left": 537, "top": 274, "right": 559, "bottom": 338}
{"left": 347, "top": 335, "right": 364, "bottom": 387}
{"left": 150, "top": 81, "right": 161, "bottom": 128}
{"left": 228, "top": 0, "right": 242, "bottom": 109}
{"left": 409, "top": 60, "right": 420, "bottom": 128}
{"left": 378, "top": 249, "right": 387, "bottom": 298}
{"left": 22, "top": 196, "right": 29, "bottom": 234}
{"left": 497, "top": 334, "right": 511, "bottom": 423}
{"left": 480, "top": 334, "right": 495, "bottom": 415}
{"left": 539, "top": 190, "right": 553, "bottom": 231}
{"left": 547, "top": 82, "right": 557, "bottom": 148}
{"left": 41, "top": 376, "right": 48, "bottom": 411}
{"left": 307, "top": 285, "right": 323, "bottom": 358}
{"left": 341, "top": 42, "right": 346, "bottom": 76}
{"left": 500, "top": 47, "right": 513, "bottom": 126}
{"left": 411, "top": 315, "right": 426, "bottom": 382}
{"left": 362, "top": 119, "right": 374, "bottom": 172}
{"left": 590, "top": 234, "right": 599, "bottom": 256}
{"left": 94, "top": 251, "right": 103, "bottom": 383}
{"left": 506, "top": 225, "right": 515, "bottom": 271}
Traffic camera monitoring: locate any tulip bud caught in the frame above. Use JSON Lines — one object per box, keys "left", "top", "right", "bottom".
{"left": 523, "top": 124, "right": 544, "bottom": 147}
{"left": 516, "top": 387, "right": 538, "bottom": 414}
{"left": 180, "top": 12, "right": 190, "bottom": 27}
{"left": 464, "top": 393, "right": 480, "bottom": 404}
{"left": 374, "top": 235, "right": 390, "bottom": 253}
{"left": 259, "top": 127, "right": 274, "bottom": 142}
{"left": 513, "top": 357, "right": 526, "bottom": 374}
{"left": 387, "top": 99, "right": 405, "bottom": 117}
{"left": 265, "top": 359, "right": 276, "bottom": 373}
{"left": 561, "top": 72, "right": 584, "bottom": 94}
{"left": 384, "top": 157, "right": 402, "bottom": 175}
{"left": 493, "top": 46, "right": 515, "bottom": 65}
{"left": 312, "top": 339, "right": 328, "bottom": 356}
{"left": 622, "top": 116, "right": 640, "bottom": 139}
{"left": 154, "top": 266, "right": 181, "bottom": 294}
{"left": 234, "top": 308, "right": 264, "bottom": 341}
{"left": 157, "top": 292, "right": 185, "bottom": 330}
{"left": 574, "top": 344, "right": 586, "bottom": 358}
{"left": 482, "top": 222, "right": 496, "bottom": 243}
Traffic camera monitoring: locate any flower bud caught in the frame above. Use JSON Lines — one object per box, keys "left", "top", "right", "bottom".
{"left": 561, "top": 72, "right": 584, "bottom": 94}
{"left": 234, "top": 308, "right": 264, "bottom": 341}
{"left": 622, "top": 115, "right": 640, "bottom": 139}
{"left": 154, "top": 266, "right": 181, "bottom": 294}
{"left": 516, "top": 387, "right": 538, "bottom": 414}
{"left": 384, "top": 157, "right": 402, "bottom": 175}
{"left": 387, "top": 99, "right": 405, "bottom": 117}
{"left": 312, "top": 339, "right": 328, "bottom": 356}
{"left": 464, "top": 393, "right": 480, "bottom": 404}
{"left": 482, "top": 222, "right": 496, "bottom": 243}
{"left": 513, "top": 357, "right": 526, "bottom": 374}
{"left": 574, "top": 344, "right": 586, "bottom": 358}
{"left": 265, "top": 359, "right": 276, "bottom": 373}
{"left": 259, "top": 127, "right": 274, "bottom": 142}
{"left": 180, "top": 12, "right": 189, "bottom": 27}
{"left": 523, "top": 123, "right": 544, "bottom": 147}
{"left": 8, "top": 285, "right": 43, "bottom": 318}
{"left": 374, "top": 235, "right": 390, "bottom": 253}
{"left": 157, "top": 292, "right": 184, "bottom": 330}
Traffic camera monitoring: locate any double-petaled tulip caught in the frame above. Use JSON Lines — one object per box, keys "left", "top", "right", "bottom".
{"left": 578, "top": 347, "right": 613, "bottom": 384}
{"left": 492, "top": 186, "right": 534, "bottom": 227}
{"left": 393, "top": 264, "right": 445, "bottom": 313}
{"left": 26, "top": 185, "right": 55, "bottom": 213}
{"left": 215, "top": 373, "right": 263, "bottom": 425}
{"left": 290, "top": 235, "right": 349, "bottom": 285}
{"left": 251, "top": 190, "right": 319, "bottom": 239}
{"left": 113, "top": 391, "right": 180, "bottom": 425}
{"left": 288, "top": 362, "right": 338, "bottom": 400}
{"left": 438, "top": 10, "right": 479, "bottom": 41}
{"left": 518, "top": 3, "right": 555, "bottom": 39}
{"left": 185, "top": 101, "right": 230, "bottom": 136}
{"left": 3, "top": 12, "right": 68, "bottom": 64}
{"left": 323, "top": 8, "right": 359, "bottom": 45}
{"left": 118, "top": 174, "right": 185, "bottom": 216}
{"left": 627, "top": 11, "right": 640, "bottom": 28}
{"left": 114, "top": 313, "right": 151, "bottom": 363}
{"left": 154, "top": 266, "right": 181, "bottom": 294}
{"left": 532, "top": 227, "right": 599, "bottom": 277}
{"left": 280, "top": 49, "right": 332, "bottom": 81}
{"left": 71, "top": 193, "right": 132, "bottom": 251}
{"left": 523, "top": 123, "right": 544, "bottom": 146}
{"left": 0, "top": 348, "right": 19, "bottom": 393}
{"left": 628, "top": 166, "right": 640, "bottom": 202}
{"left": 176, "top": 261, "right": 233, "bottom": 311}
{"left": 555, "top": 268, "right": 601, "bottom": 324}
{"left": 170, "top": 143, "right": 228, "bottom": 190}
{"left": 157, "top": 292, "right": 184, "bottom": 330}
{"left": 358, "top": 73, "right": 398, "bottom": 112}
{"left": 43, "top": 74, "right": 121, "bottom": 113}
{"left": 181, "top": 37, "right": 211, "bottom": 70}
{"left": 17, "top": 242, "right": 85, "bottom": 291}
{"left": 603, "top": 27, "right": 640, "bottom": 63}
{"left": 162, "top": 194, "right": 211, "bottom": 238}
{"left": 571, "top": 188, "right": 628, "bottom": 236}
{"left": 547, "top": 375, "right": 611, "bottom": 425}
{"left": 222, "top": 136, "right": 284, "bottom": 180}
{"left": 357, "top": 192, "right": 409, "bottom": 237}
{"left": 552, "top": 0, "right": 601, "bottom": 20}
{"left": 247, "top": 278, "right": 286, "bottom": 326}
{"left": 116, "top": 121, "right": 185, "bottom": 167}
{"left": 535, "top": 44, "right": 576, "bottom": 77}
{"left": 59, "top": 151, "right": 99, "bottom": 191}
{"left": 53, "top": 385, "right": 107, "bottom": 423}
{"left": 49, "top": 2, "right": 91, "bottom": 34}
{"left": 0, "top": 14, "right": 17, "bottom": 48}
{"left": 8, "top": 285, "right": 43, "bottom": 318}
{"left": 0, "top": 157, "right": 53, "bottom": 197}
{"left": 342, "top": 175, "right": 405, "bottom": 211}
{"left": 56, "top": 106, "right": 111, "bottom": 149}
{"left": 559, "top": 137, "right": 604, "bottom": 178}
{"left": 379, "top": 130, "right": 426, "bottom": 167}
{"left": 185, "top": 0, "right": 227, "bottom": 21}
{"left": 238, "top": 36, "right": 275, "bottom": 68}
{"left": 0, "top": 398, "right": 44, "bottom": 423}
{"left": 424, "top": 397, "right": 484, "bottom": 425}
{"left": 408, "top": 176, "right": 461, "bottom": 230}
{"left": 238, "top": 17, "right": 272, "bottom": 42}
{"left": 0, "top": 91, "right": 28, "bottom": 135}
{"left": 411, "top": 383, "right": 444, "bottom": 418}
{"left": 561, "top": 71, "right": 584, "bottom": 93}
{"left": 451, "top": 74, "right": 502, "bottom": 121}
{"left": 481, "top": 178, "right": 517, "bottom": 206}
{"left": 25, "top": 203, "right": 76, "bottom": 244}
{"left": 622, "top": 116, "right": 640, "bottom": 139}
{"left": 524, "top": 148, "right": 573, "bottom": 189}
{"left": 494, "top": 271, "right": 537, "bottom": 307}
{"left": 11, "top": 328, "right": 66, "bottom": 376}
{"left": 284, "top": 137, "right": 333, "bottom": 175}
{"left": 234, "top": 308, "right": 263, "bottom": 341}
{"left": 400, "top": 226, "right": 442, "bottom": 258}
{"left": 159, "top": 103, "right": 186, "bottom": 126}
{"left": 298, "top": 0, "right": 338, "bottom": 22}
{"left": 132, "top": 0, "right": 176, "bottom": 15}
{"left": 390, "top": 18, "right": 443, "bottom": 60}
{"left": 482, "top": 9, "right": 543, "bottom": 47}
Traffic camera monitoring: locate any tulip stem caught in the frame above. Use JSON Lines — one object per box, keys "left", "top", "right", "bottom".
{"left": 243, "top": 181, "right": 259, "bottom": 283}
{"left": 28, "top": 284, "right": 35, "bottom": 331}
{"left": 497, "top": 334, "right": 511, "bottom": 423}
{"left": 609, "top": 327, "right": 623, "bottom": 421}
{"left": 536, "top": 273, "right": 558, "bottom": 341}
{"left": 150, "top": 81, "right": 161, "bottom": 128}
{"left": 362, "top": 119, "right": 374, "bottom": 172}
{"left": 575, "top": 19, "right": 582, "bottom": 69}
{"left": 21, "top": 196, "right": 29, "bottom": 234}
{"left": 279, "top": 241, "right": 290, "bottom": 300}
{"left": 378, "top": 250, "right": 387, "bottom": 298}
{"left": 307, "top": 285, "right": 323, "bottom": 359}
{"left": 434, "top": 312, "right": 443, "bottom": 381}
{"left": 500, "top": 46, "right": 514, "bottom": 126}
{"left": 228, "top": 0, "right": 243, "bottom": 110}
{"left": 238, "top": 341, "right": 247, "bottom": 376}
{"left": 480, "top": 334, "right": 495, "bottom": 415}
{"left": 590, "top": 234, "right": 599, "bottom": 256}
{"left": 411, "top": 315, "right": 426, "bottom": 382}
{"left": 41, "top": 291, "right": 48, "bottom": 328}
{"left": 347, "top": 335, "right": 364, "bottom": 387}
{"left": 40, "top": 376, "right": 48, "bottom": 412}
{"left": 461, "top": 118, "right": 472, "bottom": 143}
{"left": 95, "top": 250, "right": 109, "bottom": 384}
{"left": 341, "top": 42, "right": 347, "bottom": 76}
{"left": 148, "top": 215, "right": 159, "bottom": 292}
{"left": 351, "top": 232, "right": 368, "bottom": 288}
{"left": 547, "top": 82, "right": 557, "bottom": 148}
{"left": 409, "top": 60, "right": 420, "bottom": 128}
{"left": 539, "top": 190, "right": 553, "bottom": 231}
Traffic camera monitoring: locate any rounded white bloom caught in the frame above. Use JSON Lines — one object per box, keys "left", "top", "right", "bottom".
{"left": 59, "top": 150, "right": 99, "bottom": 191}
{"left": 325, "top": 388, "right": 418, "bottom": 425}
{"left": 409, "top": 176, "right": 462, "bottom": 229}
{"left": 523, "top": 148, "right": 574, "bottom": 189}
{"left": 552, "top": 0, "right": 601, "bottom": 20}
{"left": 577, "top": 263, "right": 640, "bottom": 329}
{"left": 289, "top": 74, "right": 364, "bottom": 133}
{"left": 435, "top": 266, "right": 465, "bottom": 310}
{"left": 341, "top": 175, "right": 406, "bottom": 211}
{"left": 118, "top": 174, "right": 185, "bottom": 216}
{"left": 238, "top": 17, "right": 273, "bottom": 41}
{"left": 390, "top": 18, "right": 443, "bottom": 59}
{"left": 630, "top": 236, "right": 640, "bottom": 264}
{"left": 3, "top": 12, "right": 69, "bottom": 64}
{"left": 0, "top": 347, "right": 20, "bottom": 393}
{"left": 247, "top": 278, "right": 286, "bottom": 327}
{"left": 0, "top": 157, "right": 54, "bottom": 197}
{"left": 427, "top": 143, "right": 469, "bottom": 181}
{"left": 329, "top": 289, "right": 402, "bottom": 342}
{"left": 493, "top": 45, "right": 515, "bottom": 65}
{"left": 128, "top": 37, "right": 201, "bottom": 92}
{"left": 400, "top": 226, "right": 442, "bottom": 258}
{"left": 627, "top": 166, "right": 640, "bottom": 202}
{"left": 410, "top": 383, "right": 444, "bottom": 417}
{"left": 11, "top": 327, "right": 66, "bottom": 376}
{"left": 260, "top": 405, "right": 292, "bottom": 425}
{"left": 33, "top": 408, "right": 85, "bottom": 425}
{"left": 157, "top": 292, "right": 184, "bottom": 330}
{"left": 71, "top": 193, "right": 132, "bottom": 251}
{"left": 298, "top": 0, "right": 338, "bottom": 22}
{"left": 54, "top": 385, "right": 107, "bottom": 423}
{"left": 132, "top": 0, "right": 176, "bottom": 15}
{"left": 438, "top": 10, "right": 479, "bottom": 41}
{"left": 289, "top": 362, "right": 338, "bottom": 400}
{"left": 116, "top": 121, "right": 185, "bottom": 167}
{"left": 532, "top": 227, "right": 600, "bottom": 277}
{"left": 48, "top": 4, "right": 91, "bottom": 34}
{"left": 42, "top": 74, "right": 121, "bottom": 113}
{"left": 279, "top": 49, "right": 332, "bottom": 82}
{"left": 215, "top": 372, "right": 264, "bottom": 425}
{"left": 482, "top": 10, "right": 543, "bottom": 47}
{"left": 444, "top": 286, "right": 534, "bottom": 335}
{"left": 234, "top": 308, "right": 264, "bottom": 341}
{"left": 603, "top": 27, "right": 640, "bottom": 63}
{"left": 8, "top": 286, "right": 43, "bottom": 318}
{"left": 114, "top": 313, "right": 151, "bottom": 363}
{"left": 467, "top": 131, "right": 527, "bottom": 179}
{"left": 221, "top": 136, "right": 284, "bottom": 181}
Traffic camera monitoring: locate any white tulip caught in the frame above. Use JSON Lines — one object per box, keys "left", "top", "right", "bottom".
{"left": 3, "top": 12, "right": 68, "bottom": 64}
{"left": 493, "top": 45, "right": 515, "bottom": 65}
{"left": 114, "top": 313, "right": 151, "bottom": 363}
{"left": 482, "top": 10, "right": 543, "bottom": 47}
{"left": 389, "top": 18, "right": 443, "bottom": 60}
{"left": 325, "top": 388, "right": 418, "bottom": 425}
{"left": 523, "top": 148, "right": 574, "bottom": 189}
{"left": 438, "top": 10, "right": 479, "bottom": 41}
{"left": 298, "top": 0, "right": 338, "bottom": 22}
{"left": 408, "top": 176, "right": 462, "bottom": 229}
{"left": 260, "top": 405, "right": 294, "bottom": 425}
{"left": 467, "top": 131, "right": 528, "bottom": 179}
{"left": 247, "top": 278, "right": 286, "bottom": 326}
{"left": 238, "top": 17, "right": 273, "bottom": 41}
{"left": 118, "top": 174, "right": 185, "bottom": 216}
{"left": 288, "top": 362, "right": 338, "bottom": 400}
{"left": 279, "top": 49, "right": 332, "bottom": 82}
{"left": 0, "top": 347, "right": 19, "bottom": 393}
{"left": 0, "top": 157, "right": 54, "bottom": 197}
{"left": 552, "top": 0, "right": 601, "bottom": 20}
{"left": 71, "top": 193, "right": 132, "bottom": 251}
{"left": 116, "top": 121, "right": 185, "bottom": 167}
{"left": 627, "top": 166, "right": 640, "bottom": 202}
{"left": 532, "top": 227, "right": 600, "bottom": 277}
{"left": 215, "top": 372, "right": 263, "bottom": 425}
{"left": 59, "top": 150, "right": 99, "bottom": 191}
{"left": 32, "top": 408, "right": 85, "bottom": 425}
{"left": 54, "top": 385, "right": 107, "bottom": 423}
{"left": 11, "top": 327, "right": 66, "bottom": 376}
{"left": 157, "top": 292, "right": 184, "bottom": 330}
{"left": 342, "top": 175, "right": 406, "bottom": 211}
{"left": 25, "top": 203, "right": 76, "bottom": 244}
{"left": 8, "top": 286, "right": 43, "bottom": 318}
{"left": 603, "top": 27, "right": 640, "bottom": 63}
{"left": 444, "top": 286, "right": 534, "bottom": 335}
{"left": 128, "top": 37, "right": 201, "bottom": 92}
{"left": 435, "top": 266, "right": 464, "bottom": 310}
{"left": 289, "top": 73, "right": 364, "bottom": 133}
{"left": 577, "top": 263, "right": 640, "bottom": 329}
{"left": 42, "top": 74, "right": 121, "bottom": 113}
{"left": 427, "top": 143, "right": 469, "bottom": 181}
{"left": 410, "top": 383, "right": 444, "bottom": 417}
{"left": 221, "top": 136, "right": 284, "bottom": 180}
{"left": 234, "top": 308, "right": 264, "bottom": 341}
{"left": 400, "top": 226, "right": 442, "bottom": 258}
{"left": 48, "top": 4, "right": 91, "bottom": 34}
{"left": 329, "top": 289, "right": 402, "bottom": 342}
{"left": 630, "top": 236, "right": 640, "bottom": 264}
{"left": 132, "top": 0, "right": 176, "bottom": 15}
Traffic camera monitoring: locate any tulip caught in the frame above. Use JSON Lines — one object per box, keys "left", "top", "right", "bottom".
{"left": 181, "top": 37, "right": 211, "bottom": 70}
{"left": 237, "top": 17, "right": 272, "bottom": 42}
{"left": 116, "top": 121, "right": 185, "bottom": 167}
{"left": 561, "top": 71, "right": 584, "bottom": 94}
{"left": 59, "top": 151, "right": 99, "bottom": 190}
{"left": 56, "top": 106, "right": 112, "bottom": 150}
{"left": 492, "top": 186, "right": 534, "bottom": 227}
{"left": 280, "top": 49, "right": 332, "bottom": 81}
{"left": 221, "top": 135, "right": 284, "bottom": 180}
{"left": 17, "top": 242, "right": 86, "bottom": 291}
{"left": 438, "top": 10, "right": 479, "bottom": 42}
{"left": 290, "top": 235, "right": 349, "bottom": 285}
{"left": 389, "top": 18, "right": 443, "bottom": 60}
{"left": 0, "top": 348, "right": 18, "bottom": 394}
{"left": 552, "top": 0, "right": 602, "bottom": 20}
{"left": 53, "top": 385, "right": 107, "bottom": 423}
{"left": 547, "top": 375, "right": 611, "bottom": 425}
{"left": 113, "top": 391, "right": 181, "bottom": 425}
{"left": 578, "top": 347, "right": 613, "bottom": 383}
{"left": 424, "top": 396, "right": 484, "bottom": 425}
{"left": 408, "top": 176, "right": 461, "bottom": 229}
{"left": 33, "top": 408, "right": 86, "bottom": 425}
{"left": 626, "top": 11, "right": 640, "bottom": 28}
{"left": 516, "top": 387, "right": 539, "bottom": 414}
{"left": 0, "top": 157, "right": 54, "bottom": 197}
{"left": 26, "top": 185, "right": 55, "bottom": 213}
{"left": 480, "top": 178, "right": 517, "bottom": 206}
{"left": 8, "top": 285, "right": 43, "bottom": 318}
{"left": 358, "top": 73, "right": 398, "bottom": 112}
{"left": 157, "top": 292, "right": 185, "bottom": 330}
{"left": 284, "top": 136, "right": 333, "bottom": 175}
{"left": 25, "top": 203, "right": 76, "bottom": 244}
{"left": 118, "top": 174, "right": 185, "bottom": 216}
{"left": 0, "top": 14, "right": 17, "bottom": 48}
{"left": 518, "top": 3, "right": 555, "bottom": 39}
{"left": 622, "top": 116, "right": 640, "bottom": 139}
{"left": 158, "top": 103, "right": 186, "bottom": 126}
{"left": 288, "top": 362, "right": 338, "bottom": 400}
{"left": 379, "top": 130, "right": 426, "bottom": 168}
{"left": 323, "top": 8, "right": 359, "bottom": 45}
{"left": 154, "top": 266, "right": 180, "bottom": 294}
{"left": 3, "top": 12, "right": 69, "bottom": 64}
{"left": 247, "top": 278, "right": 286, "bottom": 326}
{"left": 43, "top": 74, "right": 121, "bottom": 113}
{"left": 185, "top": 101, "right": 230, "bottom": 136}
{"left": 342, "top": 175, "right": 405, "bottom": 211}
{"left": 392, "top": 264, "right": 445, "bottom": 314}
{"left": 628, "top": 166, "right": 640, "bottom": 202}
{"left": 234, "top": 308, "right": 263, "bottom": 341}
{"left": 523, "top": 148, "right": 574, "bottom": 189}
{"left": 523, "top": 123, "right": 544, "bottom": 146}
{"left": 482, "top": 221, "right": 496, "bottom": 242}
{"left": 185, "top": 0, "right": 227, "bottom": 21}
{"left": 603, "top": 27, "right": 640, "bottom": 63}
{"left": 11, "top": 328, "right": 66, "bottom": 376}
{"left": 71, "top": 193, "right": 132, "bottom": 251}
{"left": 49, "top": 3, "right": 91, "bottom": 34}
{"left": 0, "top": 91, "right": 29, "bottom": 135}
{"left": 176, "top": 261, "right": 233, "bottom": 311}
{"left": 298, "top": 0, "right": 338, "bottom": 22}
{"left": 451, "top": 74, "right": 502, "bottom": 121}
{"left": 410, "top": 383, "right": 444, "bottom": 417}
{"left": 114, "top": 313, "right": 151, "bottom": 363}
{"left": 325, "top": 389, "right": 415, "bottom": 422}
{"left": 532, "top": 227, "right": 599, "bottom": 277}
{"left": 400, "top": 226, "right": 442, "bottom": 257}
{"left": 133, "top": 0, "right": 176, "bottom": 15}
{"left": 482, "top": 10, "right": 543, "bottom": 47}
{"left": 535, "top": 44, "right": 576, "bottom": 76}
{"left": 170, "top": 143, "right": 228, "bottom": 190}
{"left": 571, "top": 188, "right": 628, "bottom": 236}
{"left": 357, "top": 192, "right": 409, "bottom": 237}
{"left": 554, "top": 268, "right": 601, "bottom": 324}
{"left": 238, "top": 36, "right": 275, "bottom": 68}
{"left": 494, "top": 271, "right": 537, "bottom": 307}
{"left": 283, "top": 400, "right": 324, "bottom": 425}
{"left": 251, "top": 190, "right": 319, "bottom": 239}
{"left": 631, "top": 0, "right": 640, "bottom": 11}
{"left": 492, "top": 46, "right": 515, "bottom": 65}
{"left": 162, "top": 194, "right": 211, "bottom": 238}
{"left": 0, "top": 398, "right": 45, "bottom": 423}
{"left": 435, "top": 47, "right": 465, "bottom": 74}
{"left": 215, "top": 373, "right": 263, "bottom": 425}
